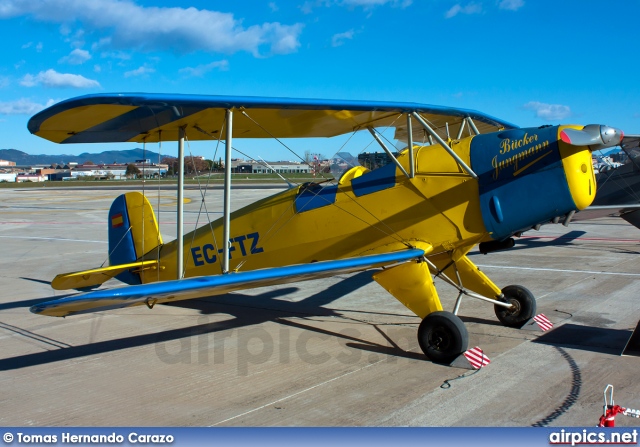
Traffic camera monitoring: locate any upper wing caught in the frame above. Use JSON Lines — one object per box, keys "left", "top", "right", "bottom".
{"left": 28, "top": 93, "right": 517, "bottom": 144}
{"left": 31, "top": 248, "right": 426, "bottom": 317}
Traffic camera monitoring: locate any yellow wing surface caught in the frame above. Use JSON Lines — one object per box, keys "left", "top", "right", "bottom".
{"left": 28, "top": 94, "right": 517, "bottom": 144}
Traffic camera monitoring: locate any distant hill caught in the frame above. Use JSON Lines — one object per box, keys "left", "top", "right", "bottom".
{"left": 0, "top": 148, "right": 162, "bottom": 165}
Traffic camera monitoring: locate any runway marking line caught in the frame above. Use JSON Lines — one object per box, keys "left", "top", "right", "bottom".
{"left": 476, "top": 264, "right": 640, "bottom": 278}
{"left": 520, "top": 235, "right": 640, "bottom": 243}
{"left": 0, "top": 235, "right": 107, "bottom": 243}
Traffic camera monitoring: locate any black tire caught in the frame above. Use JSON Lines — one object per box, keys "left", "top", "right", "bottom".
{"left": 417, "top": 311, "right": 469, "bottom": 364}
{"left": 494, "top": 285, "right": 536, "bottom": 328}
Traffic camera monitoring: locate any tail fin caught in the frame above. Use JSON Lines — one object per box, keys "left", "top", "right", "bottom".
{"left": 108, "top": 192, "right": 163, "bottom": 285}
{"left": 51, "top": 192, "right": 162, "bottom": 290}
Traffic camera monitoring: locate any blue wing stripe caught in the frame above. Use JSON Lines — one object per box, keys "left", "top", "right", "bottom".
{"left": 31, "top": 248, "right": 425, "bottom": 317}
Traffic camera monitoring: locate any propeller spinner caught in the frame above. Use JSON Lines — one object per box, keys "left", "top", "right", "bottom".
{"left": 560, "top": 125, "right": 624, "bottom": 150}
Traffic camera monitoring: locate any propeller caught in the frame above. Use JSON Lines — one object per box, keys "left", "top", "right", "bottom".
{"left": 560, "top": 125, "right": 624, "bottom": 150}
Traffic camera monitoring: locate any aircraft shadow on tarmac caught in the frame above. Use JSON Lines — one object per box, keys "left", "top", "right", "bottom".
{"left": 468, "top": 229, "right": 640, "bottom": 256}
{"left": 466, "top": 230, "right": 588, "bottom": 257}
{"left": 533, "top": 323, "right": 633, "bottom": 355}
{"left": 0, "top": 271, "right": 426, "bottom": 371}
{"left": 0, "top": 294, "right": 75, "bottom": 312}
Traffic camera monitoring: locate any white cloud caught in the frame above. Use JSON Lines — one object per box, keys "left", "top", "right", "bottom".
{"left": 98, "top": 49, "right": 131, "bottom": 61}
{"left": 124, "top": 65, "right": 155, "bottom": 78}
{"left": 269, "top": 2, "right": 278, "bottom": 11}
{"left": 20, "top": 69, "right": 100, "bottom": 88}
{"left": 179, "top": 60, "right": 229, "bottom": 77}
{"left": 0, "top": 98, "right": 56, "bottom": 115}
{"left": 0, "top": 0, "right": 303, "bottom": 56}
{"left": 341, "top": 0, "right": 412, "bottom": 7}
{"left": 262, "top": 22, "right": 303, "bottom": 54}
{"left": 331, "top": 30, "right": 354, "bottom": 47}
{"left": 21, "top": 41, "right": 43, "bottom": 51}
{"left": 445, "top": 2, "right": 482, "bottom": 18}
{"left": 59, "top": 48, "right": 91, "bottom": 65}
{"left": 66, "top": 29, "right": 86, "bottom": 49}
{"left": 523, "top": 101, "right": 571, "bottom": 121}
{"left": 498, "top": 0, "right": 524, "bottom": 11}
{"left": 301, "top": 0, "right": 409, "bottom": 13}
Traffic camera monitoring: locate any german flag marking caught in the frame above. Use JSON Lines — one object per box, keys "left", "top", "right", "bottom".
{"left": 111, "top": 213, "right": 124, "bottom": 228}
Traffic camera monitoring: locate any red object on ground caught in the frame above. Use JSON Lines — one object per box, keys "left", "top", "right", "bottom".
{"left": 598, "top": 405, "right": 626, "bottom": 427}
{"left": 463, "top": 347, "right": 490, "bottom": 369}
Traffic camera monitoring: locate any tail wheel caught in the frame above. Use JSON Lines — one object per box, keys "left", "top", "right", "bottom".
{"left": 417, "top": 311, "right": 468, "bottom": 364}
{"left": 494, "top": 285, "right": 536, "bottom": 328}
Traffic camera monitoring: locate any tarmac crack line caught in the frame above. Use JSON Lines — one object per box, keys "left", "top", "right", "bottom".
{"left": 209, "top": 359, "right": 386, "bottom": 426}
{"left": 0, "top": 322, "right": 72, "bottom": 349}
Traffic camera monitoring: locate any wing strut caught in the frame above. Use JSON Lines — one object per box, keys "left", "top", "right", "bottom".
{"left": 367, "top": 126, "right": 410, "bottom": 179}
{"left": 413, "top": 112, "right": 478, "bottom": 179}
{"left": 466, "top": 117, "right": 480, "bottom": 136}
{"left": 456, "top": 119, "right": 466, "bottom": 140}
{"left": 407, "top": 113, "right": 415, "bottom": 178}
{"left": 177, "top": 126, "right": 185, "bottom": 279}
{"left": 223, "top": 108, "right": 233, "bottom": 274}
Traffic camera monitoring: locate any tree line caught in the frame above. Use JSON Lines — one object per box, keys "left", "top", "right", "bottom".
{"left": 160, "top": 156, "right": 221, "bottom": 176}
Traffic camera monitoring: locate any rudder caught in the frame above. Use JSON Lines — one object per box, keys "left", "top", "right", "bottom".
{"left": 109, "top": 192, "right": 163, "bottom": 285}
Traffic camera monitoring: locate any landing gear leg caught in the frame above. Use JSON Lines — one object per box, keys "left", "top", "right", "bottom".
{"left": 417, "top": 311, "right": 469, "bottom": 363}
{"left": 494, "top": 285, "right": 536, "bottom": 328}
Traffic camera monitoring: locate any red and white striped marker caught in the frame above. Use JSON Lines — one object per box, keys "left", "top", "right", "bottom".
{"left": 463, "top": 347, "right": 490, "bottom": 369}
{"left": 533, "top": 314, "right": 553, "bottom": 331}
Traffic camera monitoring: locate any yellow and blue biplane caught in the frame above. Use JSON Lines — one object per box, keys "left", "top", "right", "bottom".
{"left": 27, "top": 94, "right": 624, "bottom": 363}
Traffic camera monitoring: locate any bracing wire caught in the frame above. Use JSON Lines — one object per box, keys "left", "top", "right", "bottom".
{"left": 183, "top": 129, "right": 227, "bottom": 275}
{"left": 156, "top": 131, "right": 162, "bottom": 282}
{"left": 223, "top": 111, "right": 411, "bottom": 252}
{"left": 226, "top": 114, "right": 408, "bottom": 252}
{"left": 239, "top": 109, "right": 334, "bottom": 184}
{"left": 192, "top": 119, "right": 226, "bottom": 273}
{"left": 171, "top": 110, "right": 418, "bottom": 276}
{"left": 141, "top": 139, "right": 146, "bottom": 267}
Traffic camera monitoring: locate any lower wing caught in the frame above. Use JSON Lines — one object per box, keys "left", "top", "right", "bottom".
{"left": 32, "top": 248, "right": 426, "bottom": 317}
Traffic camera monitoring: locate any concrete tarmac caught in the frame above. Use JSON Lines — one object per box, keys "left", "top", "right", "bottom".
{"left": 0, "top": 185, "right": 638, "bottom": 427}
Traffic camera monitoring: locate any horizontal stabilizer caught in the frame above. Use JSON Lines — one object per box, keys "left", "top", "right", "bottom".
{"left": 34, "top": 248, "right": 425, "bottom": 317}
{"left": 51, "top": 260, "right": 160, "bottom": 291}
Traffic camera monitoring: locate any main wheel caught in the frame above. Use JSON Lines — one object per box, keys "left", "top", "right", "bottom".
{"left": 417, "top": 311, "right": 468, "bottom": 364}
{"left": 494, "top": 285, "right": 536, "bottom": 328}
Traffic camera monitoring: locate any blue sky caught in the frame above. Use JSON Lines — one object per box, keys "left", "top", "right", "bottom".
{"left": 1, "top": 0, "right": 639, "bottom": 160}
